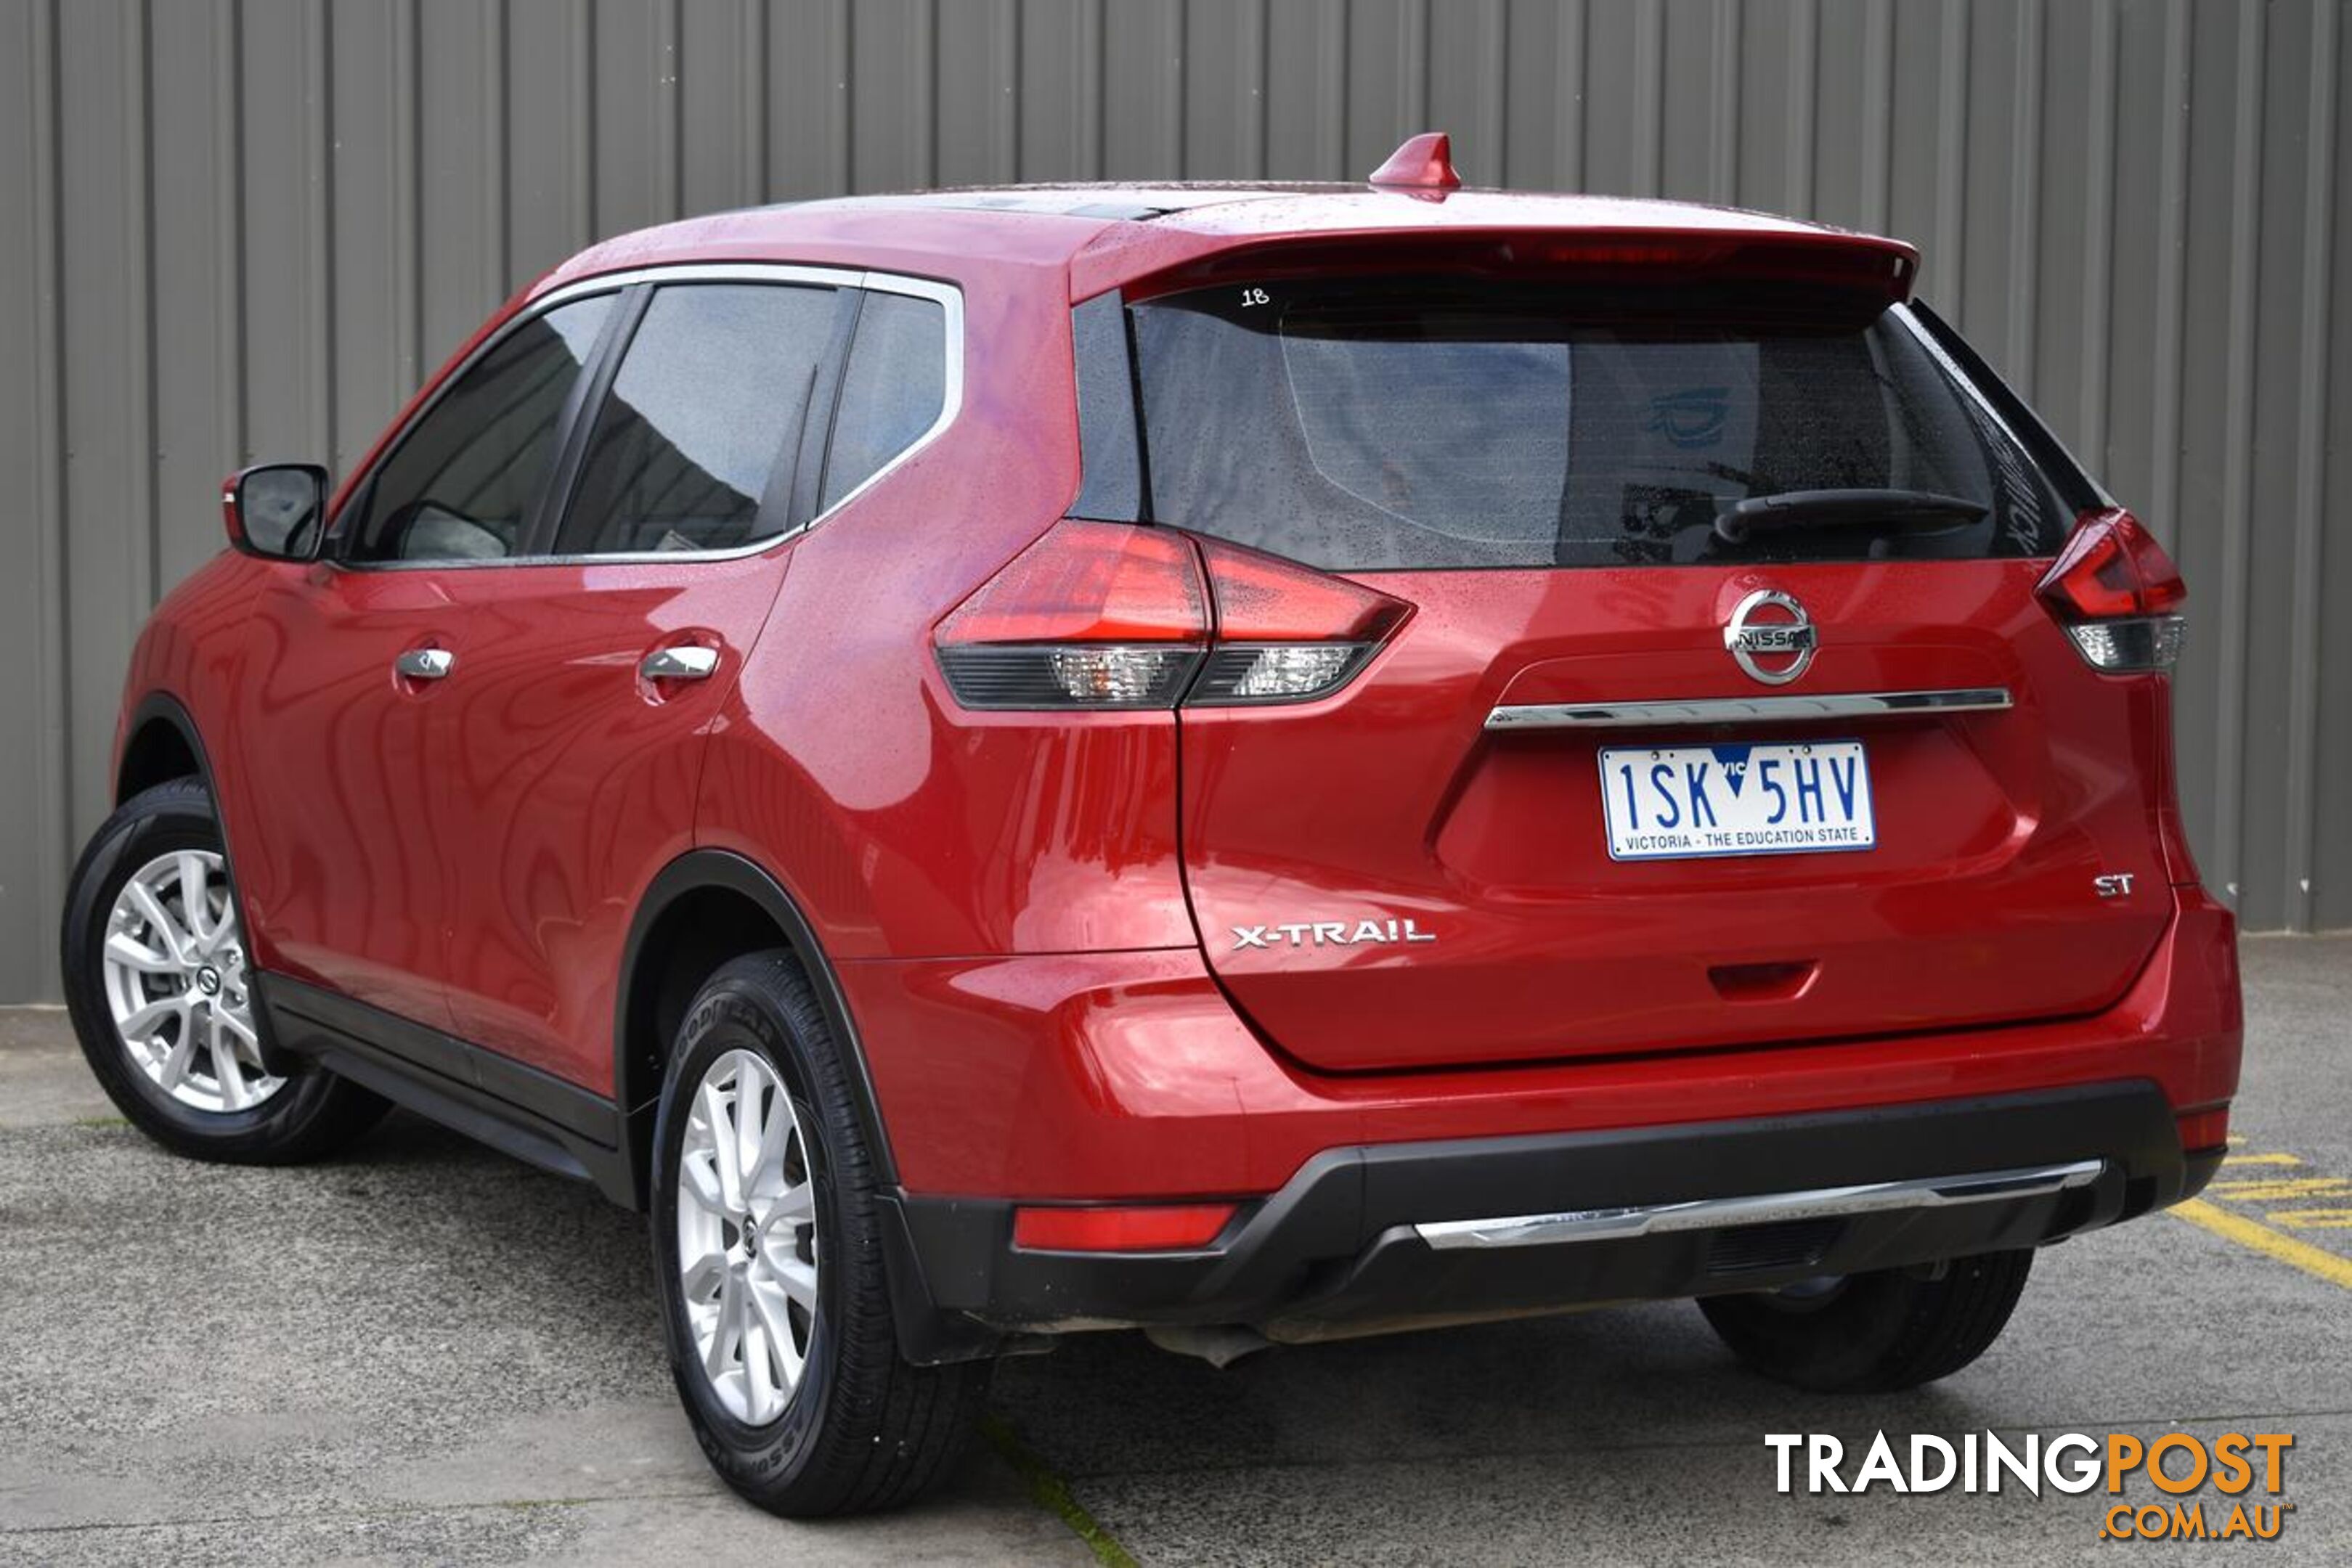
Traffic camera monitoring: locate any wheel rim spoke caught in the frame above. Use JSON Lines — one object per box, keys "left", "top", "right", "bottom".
{"left": 735, "top": 1079, "right": 766, "bottom": 1196}
{"left": 675, "top": 1046, "right": 818, "bottom": 1427}
{"left": 680, "top": 1251, "right": 728, "bottom": 1301}
{"left": 116, "top": 995, "right": 182, "bottom": 1043}
{"left": 105, "top": 932, "right": 180, "bottom": 975}
{"left": 765, "top": 1180, "right": 815, "bottom": 1227}
{"left": 704, "top": 1270, "right": 737, "bottom": 1379}
{"left": 749, "top": 1087, "right": 792, "bottom": 1200}
{"left": 158, "top": 1025, "right": 196, "bottom": 1090}
{"left": 699, "top": 1081, "right": 747, "bottom": 1214}
{"left": 737, "top": 1279, "right": 776, "bottom": 1421}
{"left": 124, "top": 883, "right": 188, "bottom": 964}
{"left": 176, "top": 852, "right": 216, "bottom": 949}
{"left": 770, "top": 1256, "right": 819, "bottom": 1312}
{"left": 680, "top": 1155, "right": 728, "bottom": 1215}
{"left": 209, "top": 1012, "right": 245, "bottom": 1110}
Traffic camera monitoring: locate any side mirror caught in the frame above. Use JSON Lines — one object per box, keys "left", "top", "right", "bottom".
{"left": 223, "top": 463, "right": 330, "bottom": 560}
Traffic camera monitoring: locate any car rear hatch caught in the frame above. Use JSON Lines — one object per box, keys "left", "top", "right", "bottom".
{"left": 1099, "top": 236, "right": 2186, "bottom": 1074}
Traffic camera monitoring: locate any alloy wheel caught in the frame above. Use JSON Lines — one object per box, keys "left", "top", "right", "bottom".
{"left": 675, "top": 1048, "right": 821, "bottom": 1426}
{"left": 99, "top": 849, "right": 282, "bottom": 1114}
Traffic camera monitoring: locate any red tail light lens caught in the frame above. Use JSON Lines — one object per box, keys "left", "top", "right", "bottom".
{"left": 935, "top": 522, "right": 1409, "bottom": 710}
{"left": 936, "top": 520, "right": 1208, "bottom": 645}
{"left": 934, "top": 521, "right": 1209, "bottom": 709}
{"left": 1012, "top": 1202, "right": 1238, "bottom": 1252}
{"left": 2036, "top": 508, "right": 2188, "bottom": 671}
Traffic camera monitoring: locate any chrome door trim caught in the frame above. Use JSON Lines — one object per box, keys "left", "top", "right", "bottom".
{"left": 1414, "top": 1159, "right": 2104, "bottom": 1251}
{"left": 640, "top": 645, "right": 721, "bottom": 681}
{"left": 1484, "top": 686, "right": 2014, "bottom": 731}
{"left": 331, "top": 263, "right": 965, "bottom": 572}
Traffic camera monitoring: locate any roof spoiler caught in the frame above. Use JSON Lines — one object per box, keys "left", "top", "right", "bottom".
{"left": 1109, "top": 228, "right": 1920, "bottom": 306}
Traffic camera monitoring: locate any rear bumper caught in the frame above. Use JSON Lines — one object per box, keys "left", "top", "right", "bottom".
{"left": 882, "top": 1080, "right": 2220, "bottom": 1356}
{"left": 845, "top": 889, "right": 2239, "bottom": 1360}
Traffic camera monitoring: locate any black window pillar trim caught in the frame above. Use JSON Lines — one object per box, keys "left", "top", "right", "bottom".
{"left": 1906, "top": 299, "right": 2112, "bottom": 514}
{"left": 523, "top": 282, "right": 653, "bottom": 558}
{"left": 1070, "top": 288, "right": 1149, "bottom": 522}
{"left": 791, "top": 286, "right": 868, "bottom": 528}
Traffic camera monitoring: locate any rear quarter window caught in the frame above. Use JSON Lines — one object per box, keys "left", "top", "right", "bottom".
{"left": 1128, "top": 282, "right": 2069, "bottom": 571}
{"left": 821, "top": 291, "right": 948, "bottom": 512}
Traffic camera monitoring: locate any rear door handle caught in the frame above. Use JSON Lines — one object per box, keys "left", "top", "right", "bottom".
{"left": 395, "top": 648, "right": 455, "bottom": 681}
{"left": 640, "top": 645, "right": 720, "bottom": 681}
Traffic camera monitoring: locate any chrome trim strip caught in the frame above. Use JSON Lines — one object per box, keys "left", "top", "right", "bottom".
{"left": 330, "top": 263, "right": 964, "bottom": 572}
{"left": 1484, "top": 686, "right": 2013, "bottom": 731}
{"left": 1415, "top": 1159, "right": 2104, "bottom": 1251}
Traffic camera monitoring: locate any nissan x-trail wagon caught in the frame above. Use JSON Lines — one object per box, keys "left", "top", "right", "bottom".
{"left": 63, "top": 136, "right": 2241, "bottom": 1516}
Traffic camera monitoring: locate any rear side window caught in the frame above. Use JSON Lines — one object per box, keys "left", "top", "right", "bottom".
{"left": 1129, "top": 283, "right": 2067, "bottom": 571}
{"left": 341, "top": 295, "right": 614, "bottom": 563}
{"left": 555, "top": 282, "right": 838, "bottom": 555}
{"left": 821, "top": 292, "right": 948, "bottom": 512}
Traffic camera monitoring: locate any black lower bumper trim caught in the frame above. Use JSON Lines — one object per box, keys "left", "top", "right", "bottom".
{"left": 879, "top": 1081, "right": 2193, "bottom": 1362}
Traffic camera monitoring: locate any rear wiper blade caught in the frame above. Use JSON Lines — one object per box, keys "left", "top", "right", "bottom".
{"left": 1714, "top": 489, "right": 1987, "bottom": 545}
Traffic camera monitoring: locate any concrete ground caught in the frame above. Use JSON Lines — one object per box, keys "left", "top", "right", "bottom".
{"left": 2, "top": 936, "right": 2347, "bottom": 1566}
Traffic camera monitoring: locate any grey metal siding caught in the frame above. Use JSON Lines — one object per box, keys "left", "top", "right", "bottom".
{"left": 1, "top": 0, "right": 2345, "bottom": 1001}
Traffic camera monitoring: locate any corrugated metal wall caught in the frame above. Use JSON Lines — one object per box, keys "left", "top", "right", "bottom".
{"left": 1, "top": 0, "right": 2345, "bottom": 1000}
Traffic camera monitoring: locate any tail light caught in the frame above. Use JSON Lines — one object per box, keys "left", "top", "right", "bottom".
{"left": 1187, "top": 536, "right": 1409, "bottom": 704}
{"left": 935, "top": 520, "right": 1408, "bottom": 710}
{"left": 934, "top": 523, "right": 1208, "bottom": 709}
{"left": 2036, "top": 508, "right": 2187, "bottom": 672}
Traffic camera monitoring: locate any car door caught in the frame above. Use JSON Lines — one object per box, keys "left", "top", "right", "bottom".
{"left": 425, "top": 271, "right": 865, "bottom": 1093}
{"left": 234, "top": 293, "right": 621, "bottom": 1028}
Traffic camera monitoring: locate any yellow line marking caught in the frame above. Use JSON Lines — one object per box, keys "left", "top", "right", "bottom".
{"left": 2267, "top": 1208, "right": 2352, "bottom": 1230}
{"left": 2221, "top": 1152, "right": 2306, "bottom": 1167}
{"left": 2202, "top": 1177, "right": 2352, "bottom": 1201}
{"left": 2173, "top": 1199, "right": 2352, "bottom": 1291}
{"left": 2226, "top": 1134, "right": 2248, "bottom": 1147}
{"left": 980, "top": 1415, "right": 1139, "bottom": 1568}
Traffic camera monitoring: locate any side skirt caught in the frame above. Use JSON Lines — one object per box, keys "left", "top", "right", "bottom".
{"left": 259, "top": 973, "right": 639, "bottom": 1209}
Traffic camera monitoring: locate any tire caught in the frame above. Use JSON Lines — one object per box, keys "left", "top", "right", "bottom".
{"left": 651, "top": 951, "right": 991, "bottom": 1517}
{"left": 1697, "top": 1249, "right": 2035, "bottom": 1394}
{"left": 59, "top": 776, "right": 391, "bottom": 1164}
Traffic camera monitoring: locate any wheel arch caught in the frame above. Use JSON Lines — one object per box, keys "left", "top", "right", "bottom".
{"left": 614, "top": 849, "right": 898, "bottom": 1209}
{"left": 117, "top": 692, "right": 214, "bottom": 803}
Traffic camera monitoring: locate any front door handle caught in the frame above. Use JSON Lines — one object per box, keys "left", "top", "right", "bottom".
{"left": 395, "top": 648, "right": 455, "bottom": 681}
{"left": 640, "top": 645, "right": 720, "bottom": 681}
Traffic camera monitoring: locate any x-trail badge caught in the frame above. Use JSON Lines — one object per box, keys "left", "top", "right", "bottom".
{"left": 1723, "top": 589, "right": 1818, "bottom": 685}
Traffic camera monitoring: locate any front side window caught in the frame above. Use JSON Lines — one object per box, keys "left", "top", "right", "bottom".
{"left": 341, "top": 296, "right": 614, "bottom": 563}
{"left": 1131, "top": 282, "right": 2068, "bottom": 571}
{"left": 553, "top": 283, "right": 839, "bottom": 556}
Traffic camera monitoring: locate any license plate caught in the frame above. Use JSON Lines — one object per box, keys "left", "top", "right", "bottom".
{"left": 1598, "top": 740, "right": 1876, "bottom": 861}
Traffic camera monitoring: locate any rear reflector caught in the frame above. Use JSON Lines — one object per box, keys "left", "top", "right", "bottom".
{"left": 935, "top": 521, "right": 1408, "bottom": 710}
{"left": 2037, "top": 508, "right": 2188, "bottom": 672}
{"left": 1012, "top": 1202, "right": 1239, "bottom": 1252}
{"left": 2176, "top": 1108, "right": 2229, "bottom": 1153}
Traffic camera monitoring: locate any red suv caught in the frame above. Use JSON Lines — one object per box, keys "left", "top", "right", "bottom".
{"left": 62, "top": 136, "right": 2241, "bottom": 1517}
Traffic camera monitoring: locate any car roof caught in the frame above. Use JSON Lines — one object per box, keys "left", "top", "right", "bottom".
{"left": 536, "top": 175, "right": 1914, "bottom": 305}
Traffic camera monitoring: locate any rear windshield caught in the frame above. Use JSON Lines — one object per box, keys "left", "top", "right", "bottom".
{"left": 1128, "top": 282, "right": 2069, "bottom": 570}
